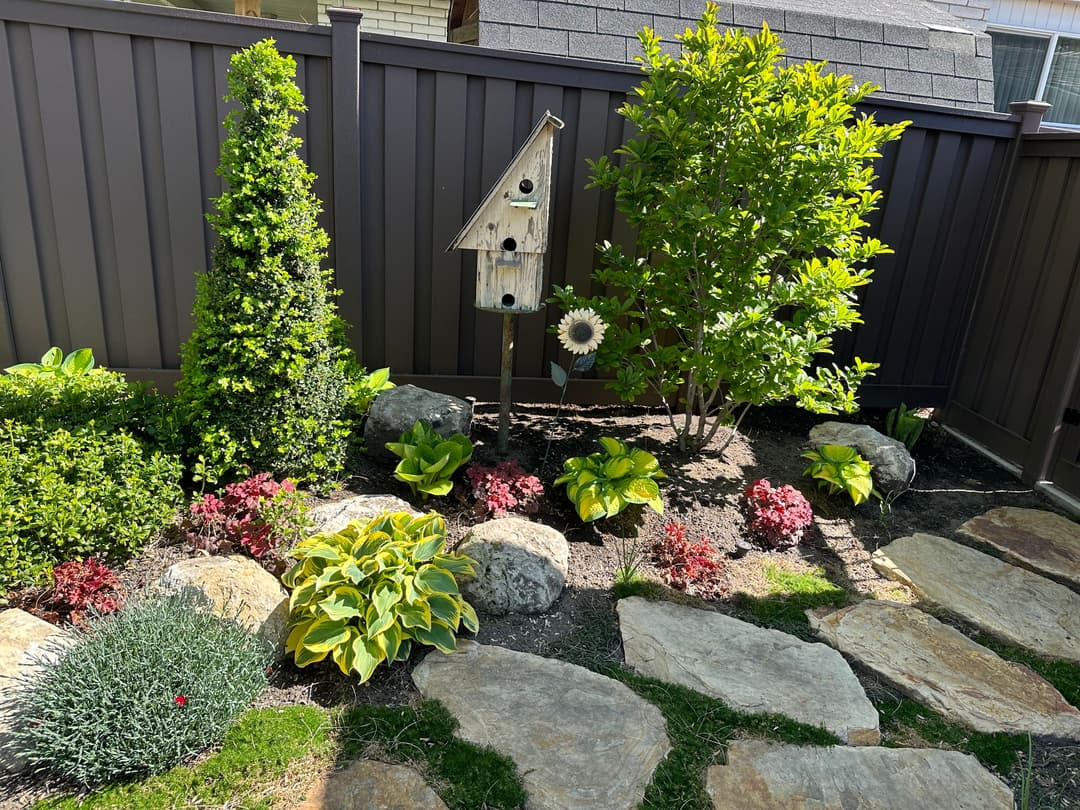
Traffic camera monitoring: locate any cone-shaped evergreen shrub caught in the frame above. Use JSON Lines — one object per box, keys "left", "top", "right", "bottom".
{"left": 178, "top": 39, "right": 349, "bottom": 487}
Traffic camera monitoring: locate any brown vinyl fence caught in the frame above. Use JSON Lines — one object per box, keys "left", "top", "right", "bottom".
{"left": 0, "top": 0, "right": 1064, "bottom": 437}
{"left": 945, "top": 133, "right": 1080, "bottom": 498}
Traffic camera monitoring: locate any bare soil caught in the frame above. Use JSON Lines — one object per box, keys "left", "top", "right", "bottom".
{"left": 5, "top": 403, "right": 1077, "bottom": 808}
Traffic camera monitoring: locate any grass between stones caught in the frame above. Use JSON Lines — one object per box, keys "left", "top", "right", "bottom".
{"left": 34, "top": 703, "right": 526, "bottom": 810}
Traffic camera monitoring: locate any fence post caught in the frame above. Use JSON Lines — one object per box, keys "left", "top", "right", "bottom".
{"left": 1008, "top": 100, "right": 1051, "bottom": 134}
{"left": 328, "top": 7, "right": 364, "bottom": 353}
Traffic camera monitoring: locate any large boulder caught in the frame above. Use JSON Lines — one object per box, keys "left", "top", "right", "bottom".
{"left": 307, "top": 493, "right": 421, "bottom": 536}
{"left": 363, "top": 385, "right": 473, "bottom": 462}
{"left": 808, "top": 422, "right": 915, "bottom": 494}
{"left": 0, "top": 609, "right": 72, "bottom": 773}
{"left": 157, "top": 555, "right": 290, "bottom": 658}
{"left": 457, "top": 518, "right": 569, "bottom": 614}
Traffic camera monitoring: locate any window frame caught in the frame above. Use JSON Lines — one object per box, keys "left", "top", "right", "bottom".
{"left": 987, "top": 23, "right": 1080, "bottom": 128}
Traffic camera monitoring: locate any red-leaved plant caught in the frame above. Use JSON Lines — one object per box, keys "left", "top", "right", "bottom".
{"left": 183, "top": 473, "right": 308, "bottom": 560}
{"left": 740, "top": 479, "right": 814, "bottom": 549}
{"left": 20, "top": 558, "right": 126, "bottom": 628}
{"left": 653, "top": 522, "right": 723, "bottom": 596}
{"left": 465, "top": 461, "right": 544, "bottom": 518}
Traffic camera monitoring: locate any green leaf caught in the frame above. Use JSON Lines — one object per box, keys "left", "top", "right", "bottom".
{"left": 598, "top": 437, "right": 626, "bottom": 457}
{"left": 371, "top": 581, "right": 402, "bottom": 616}
{"left": 415, "top": 564, "right": 459, "bottom": 595}
{"left": 396, "top": 601, "right": 432, "bottom": 630}
{"left": 300, "top": 619, "right": 352, "bottom": 653}
{"left": 419, "top": 479, "right": 454, "bottom": 497}
{"left": 412, "top": 620, "right": 458, "bottom": 654}
{"left": 412, "top": 533, "right": 445, "bottom": 562}
{"left": 460, "top": 599, "right": 479, "bottom": 633}
{"left": 550, "top": 361, "right": 569, "bottom": 387}
{"left": 318, "top": 586, "right": 364, "bottom": 620}
{"left": 427, "top": 593, "right": 461, "bottom": 626}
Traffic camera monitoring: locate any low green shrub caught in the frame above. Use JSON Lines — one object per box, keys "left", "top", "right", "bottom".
{"left": 0, "top": 420, "right": 182, "bottom": 590}
{"left": 348, "top": 366, "right": 394, "bottom": 421}
{"left": 885, "top": 403, "right": 926, "bottom": 450}
{"left": 387, "top": 421, "right": 473, "bottom": 499}
{"left": 283, "top": 511, "right": 478, "bottom": 682}
{"left": 802, "top": 444, "right": 876, "bottom": 505}
{"left": 0, "top": 357, "right": 179, "bottom": 452}
{"left": 5, "top": 593, "right": 272, "bottom": 788}
{"left": 554, "top": 437, "right": 665, "bottom": 522}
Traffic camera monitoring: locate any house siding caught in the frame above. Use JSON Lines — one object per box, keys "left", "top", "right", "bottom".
{"left": 986, "top": 0, "right": 1080, "bottom": 35}
{"left": 318, "top": 0, "right": 449, "bottom": 39}
{"left": 472, "top": 0, "right": 995, "bottom": 110}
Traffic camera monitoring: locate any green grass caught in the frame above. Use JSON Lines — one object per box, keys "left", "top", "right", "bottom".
{"left": 730, "top": 562, "right": 848, "bottom": 638}
{"left": 336, "top": 701, "right": 527, "bottom": 810}
{"left": 34, "top": 706, "right": 332, "bottom": 810}
{"left": 876, "top": 696, "right": 1026, "bottom": 774}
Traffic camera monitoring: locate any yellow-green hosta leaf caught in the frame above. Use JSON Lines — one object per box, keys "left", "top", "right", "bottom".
{"left": 372, "top": 581, "right": 402, "bottom": 616}
{"left": 301, "top": 618, "right": 353, "bottom": 653}
{"left": 351, "top": 635, "right": 384, "bottom": 683}
{"left": 598, "top": 436, "right": 627, "bottom": 457}
{"left": 419, "top": 479, "right": 454, "bottom": 497}
{"left": 367, "top": 608, "right": 396, "bottom": 637}
{"left": 393, "top": 638, "right": 413, "bottom": 662}
{"left": 319, "top": 585, "right": 365, "bottom": 620}
{"left": 293, "top": 643, "right": 329, "bottom": 669}
{"left": 433, "top": 553, "right": 475, "bottom": 576}
{"left": 415, "top": 564, "right": 459, "bottom": 595}
{"left": 601, "top": 486, "right": 624, "bottom": 517}
{"left": 603, "top": 456, "right": 634, "bottom": 479}
{"left": 375, "top": 621, "right": 404, "bottom": 662}
{"left": 285, "top": 617, "right": 315, "bottom": 653}
{"left": 412, "top": 533, "right": 445, "bottom": 562}
{"left": 412, "top": 620, "right": 458, "bottom": 654}
{"left": 577, "top": 488, "right": 608, "bottom": 522}
{"left": 621, "top": 477, "right": 661, "bottom": 508}
{"left": 396, "top": 601, "right": 432, "bottom": 630}
{"left": 428, "top": 593, "right": 461, "bottom": 627}
{"left": 460, "top": 599, "right": 479, "bottom": 633}
{"left": 314, "top": 565, "right": 346, "bottom": 591}
{"left": 630, "top": 448, "right": 660, "bottom": 475}
{"left": 288, "top": 579, "right": 318, "bottom": 613}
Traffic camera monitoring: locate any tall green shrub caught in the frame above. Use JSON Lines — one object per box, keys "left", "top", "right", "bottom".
{"left": 178, "top": 39, "right": 350, "bottom": 487}
{"left": 553, "top": 5, "right": 908, "bottom": 453}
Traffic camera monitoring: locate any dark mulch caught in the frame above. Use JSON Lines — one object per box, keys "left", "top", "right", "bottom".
{"left": 5, "top": 402, "right": 1077, "bottom": 809}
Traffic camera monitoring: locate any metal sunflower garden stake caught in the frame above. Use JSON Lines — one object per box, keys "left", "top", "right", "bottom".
{"left": 542, "top": 308, "right": 608, "bottom": 467}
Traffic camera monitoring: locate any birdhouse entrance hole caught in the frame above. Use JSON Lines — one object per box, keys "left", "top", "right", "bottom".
{"left": 501, "top": 293, "right": 515, "bottom": 307}
{"left": 502, "top": 237, "right": 517, "bottom": 251}
{"left": 519, "top": 178, "right": 534, "bottom": 194}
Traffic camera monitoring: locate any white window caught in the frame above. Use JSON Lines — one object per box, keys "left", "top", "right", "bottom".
{"left": 990, "top": 29, "right": 1080, "bottom": 126}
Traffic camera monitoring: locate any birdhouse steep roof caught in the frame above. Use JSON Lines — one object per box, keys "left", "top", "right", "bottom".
{"left": 447, "top": 111, "right": 564, "bottom": 253}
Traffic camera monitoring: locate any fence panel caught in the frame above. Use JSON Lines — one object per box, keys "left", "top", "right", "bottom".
{"left": 0, "top": 0, "right": 331, "bottom": 376}
{"left": 945, "top": 134, "right": 1080, "bottom": 494}
{"left": 0, "top": 0, "right": 1027, "bottom": 413}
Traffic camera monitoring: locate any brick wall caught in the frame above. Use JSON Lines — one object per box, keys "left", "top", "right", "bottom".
{"left": 318, "top": 0, "right": 449, "bottom": 39}
{"left": 472, "top": 0, "right": 994, "bottom": 110}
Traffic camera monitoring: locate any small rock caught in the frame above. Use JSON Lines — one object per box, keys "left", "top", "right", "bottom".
{"left": 297, "top": 759, "right": 447, "bottom": 810}
{"left": 308, "top": 494, "right": 420, "bottom": 536}
{"left": 706, "top": 740, "right": 1013, "bottom": 809}
{"left": 157, "top": 556, "right": 289, "bottom": 658}
{"left": 958, "top": 507, "right": 1080, "bottom": 588}
{"left": 617, "top": 597, "right": 880, "bottom": 745}
{"left": 809, "top": 600, "right": 1080, "bottom": 738}
{"left": 872, "top": 533, "right": 1080, "bottom": 664}
{"left": 412, "top": 641, "right": 670, "bottom": 810}
{"left": 808, "top": 422, "right": 915, "bottom": 494}
{"left": 0, "top": 609, "right": 73, "bottom": 773}
{"left": 363, "top": 385, "right": 473, "bottom": 462}
{"left": 458, "top": 518, "right": 569, "bottom": 614}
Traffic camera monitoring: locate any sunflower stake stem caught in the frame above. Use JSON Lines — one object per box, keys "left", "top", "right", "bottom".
{"left": 498, "top": 312, "right": 515, "bottom": 454}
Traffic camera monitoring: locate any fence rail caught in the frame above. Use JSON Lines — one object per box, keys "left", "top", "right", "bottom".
{"left": 0, "top": 0, "right": 1027, "bottom": 413}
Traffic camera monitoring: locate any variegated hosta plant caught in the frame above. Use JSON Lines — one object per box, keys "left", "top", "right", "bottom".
{"left": 282, "top": 511, "right": 478, "bottom": 682}
{"left": 554, "top": 436, "right": 665, "bottom": 522}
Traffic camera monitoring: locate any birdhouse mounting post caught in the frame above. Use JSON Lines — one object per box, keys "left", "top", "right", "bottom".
{"left": 446, "top": 111, "right": 564, "bottom": 456}
{"left": 498, "top": 313, "right": 515, "bottom": 453}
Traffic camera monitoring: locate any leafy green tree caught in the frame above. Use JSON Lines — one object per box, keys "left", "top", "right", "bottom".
{"left": 178, "top": 39, "right": 350, "bottom": 486}
{"left": 553, "top": 5, "right": 908, "bottom": 453}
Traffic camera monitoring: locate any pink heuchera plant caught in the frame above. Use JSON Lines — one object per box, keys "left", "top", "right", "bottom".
{"left": 32, "top": 558, "right": 125, "bottom": 628}
{"left": 654, "top": 522, "right": 723, "bottom": 596}
{"left": 184, "top": 473, "right": 306, "bottom": 559}
{"left": 466, "top": 461, "right": 544, "bottom": 518}
{"left": 740, "top": 479, "right": 813, "bottom": 549}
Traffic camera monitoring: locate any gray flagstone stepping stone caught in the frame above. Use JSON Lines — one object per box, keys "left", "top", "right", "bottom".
{"left": 616, "top": 597, "right": 880, "bottom": 745}
{"left": 297, "top": 759, "right": 448, "bottom": 810}
{"left": 958, "top": 507, "right": 1080, "bottom": 588}
{"left": 706, "top": 739, "right": 1013, "bottom": 809}
{"left": 809, "top": 600, "right": 1080, "bottom": 739}
{"left": 411, "top": 640, "right": 670, "bottom": 810}
{"left": 871, "top": 533, "right": 1080, "bottom": 664}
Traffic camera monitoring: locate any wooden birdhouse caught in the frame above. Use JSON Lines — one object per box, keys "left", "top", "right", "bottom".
{"left": 448, "top": 111, "right": 564, "bottom": 314}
